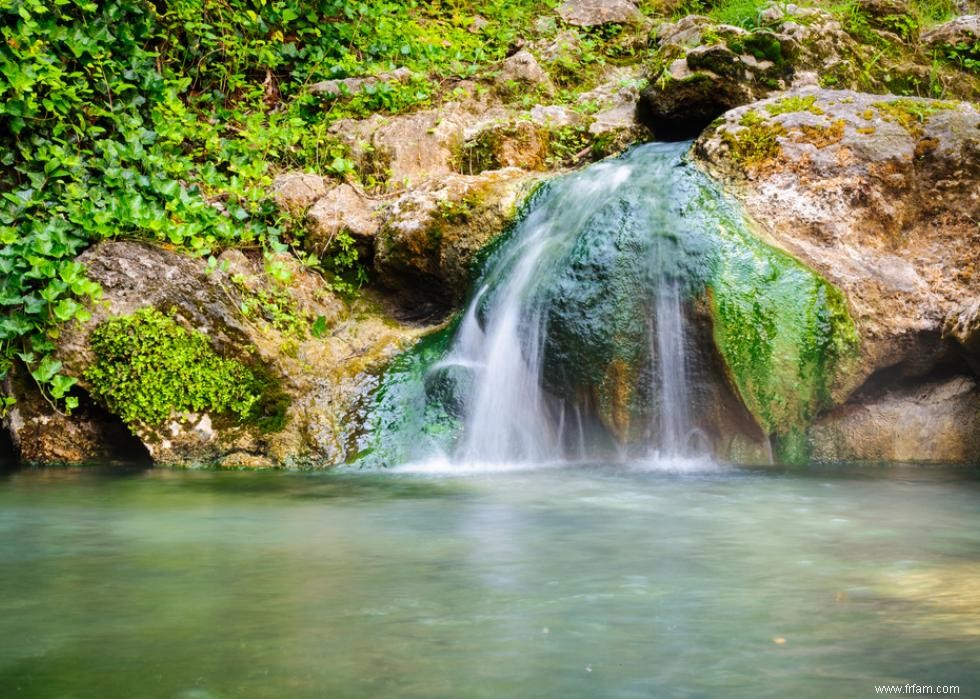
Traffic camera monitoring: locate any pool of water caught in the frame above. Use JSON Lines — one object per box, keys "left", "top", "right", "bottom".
{"left": 1, "top": 463, "right": 979, "bottom": 698}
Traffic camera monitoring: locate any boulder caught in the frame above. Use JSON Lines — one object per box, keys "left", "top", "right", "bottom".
{"left": 922, "top": 15, "right": 980, "bottom": 51}
{"left": 557, "top": 0, "right": 641, "bottom": 27}
{"left": 306, "top": 183, "right": 380, "bottom": 255}
{"left": 495, "top": 50, "right": 555, "bottom": 98}
{"left": 2, "top": 362, "right": 149, "bottom": 466}
{"left": 808, "top": 376, "right": 980, "bottom": 463}
{"left": 374, "top": 169, "right": 540, "bottom": 313}
{"left": 271, "top": 172, "right": 332, "bottom": 214}
{"left": 15, "top": 241, "right": 421, "bottom": 467}
{"left": 695, "top": 88, "right": 980, "bottom": 428}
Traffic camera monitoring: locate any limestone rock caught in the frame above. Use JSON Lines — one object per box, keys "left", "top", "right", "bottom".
{"left": 639, "top": 9, "right": 884, "bottom": 137}
{"left": 496, "top": 50, "right": 555, "bottom": 98}
{"left": 25, "top": 240, "right": 420, "bottom": 467}
{"left": 695, "top": 88, "right": 980, "bottom": 400}
{"left": 922, "top": 15, "right": 980, "bottom": 50}
{"left": 2, "top": 362, "right": 148, "bottom": 465}
{"left": 374, "top": 169, "right": 540, "bottom": 311}
{"left": 309, "top": 67, "right": 412, "bottom": 97}
{"left": 944, "top": 299, "right": 980, "bottom": 374}
{"left": 557, "top": 0, "right": 640, "bottom": 27}
{"left": 271, "top": 172, "right": 331, "bottom": 214}
{"left": 808, "top": 376, "right": 980, "bottom": 463}
{"left": 306, "top": 183, "right": 380, "bottom": 252}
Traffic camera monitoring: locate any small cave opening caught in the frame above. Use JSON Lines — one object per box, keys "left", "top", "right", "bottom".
{"left": 0, "top": 423, "right": 16, "bottom": 471}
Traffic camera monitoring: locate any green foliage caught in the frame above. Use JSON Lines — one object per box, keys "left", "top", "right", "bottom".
{"left": 765, "top": 94, "right": 825, "bottom": 116}
{"left": 83, "top": 307, "right": 285, "bottom": 430}
{"left": 0, "top": 0, "right": 555, "bottom": 412}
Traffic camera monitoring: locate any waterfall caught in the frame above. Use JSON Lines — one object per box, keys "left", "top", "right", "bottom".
{"left": 431, "top": 143, "right": 706, "bottom": 464}
{"left": 360, "top": 141, "right": 857, "bottom": 469}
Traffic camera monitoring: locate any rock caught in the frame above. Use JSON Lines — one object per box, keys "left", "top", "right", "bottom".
{"left": 808, "top": 376, "right": 980, "bottom": 463}
{"left": 557, "top": 0, "right": 640, "bottom": 26}
{"left": 306, "top": 183, "right": 380, "bottom": 255}
{"left": 639, "top": 9, "right": 885, "bottom": 138}
{"left": 495, "top": 50, "right": 555, "bottom": 98}
{"left": 309, "top": 67, "right": 412, "bottom": 97}
{"left": 271, "top": 172, "right": 331, "bottom": 214}
{"left": 922, "top": 14, "right": 980, "bottom": 50}
{"left": 2, "top": 362, "right": 149, "bottom": 465}
{"left": 944, "top": 299, "right": 980, "bottom": 374}
{"left": 694, "top": 88, "right": 980, "bottom": 406}
{"left": 25, "top": 240, "right": 421, "bottom": 467}
{"left": 374, "top": 169, "right": 539, "bottom": 312}
{"left": 329, "top": 95, "right": 511, "bottom": 189}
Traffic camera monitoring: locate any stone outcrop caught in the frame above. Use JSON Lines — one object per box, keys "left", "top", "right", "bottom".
{"left": 5, "top": 241, "right": 422, "bottom": 467}
{"left": 495, "top": 50, "right": 555, "bottom": 98}
{"left": 696, "top": 88, "right": 980, "bottom": 462}
{"left": 557, "top": 0, "right": 641, "bottom": 27}
{"left": 808, "top": 376, "right": 980, "bottom": 463}
{"left": 638, "top": 4, "right": 958, "bottom": 138}
{"left": 922, "top": 15, "right": 980, "bottom": 52}
{"left": 374, "top": 168, "right": 540, "bottom": 312}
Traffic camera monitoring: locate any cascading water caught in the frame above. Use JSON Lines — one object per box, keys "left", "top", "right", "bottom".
{"left": 358, "top": 141, "right": 859, "bottom": 468}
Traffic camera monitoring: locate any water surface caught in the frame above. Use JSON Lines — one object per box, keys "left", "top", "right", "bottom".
{"left": 1, "top": 464, "right": 979, "bottom": 698}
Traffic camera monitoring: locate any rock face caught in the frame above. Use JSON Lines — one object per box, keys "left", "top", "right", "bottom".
{"left": 695, "top": 88, "right": 980, "bottom": 462}
{"left": 922, "top": 15, "right": 980, "bottom": 51}
{"left": 3, "top": 362, "right": 149, "bottom": 465}
{"left": 557, "top": 0, "right": 641, "bottom": 27}
{"left": 8, "top": 241, "right": 421, "bottom": 467}
{"left": 638, "top": 4, "right": 951, "bottom": 138}
{"left": 944, "top": 299, "right": 980, "bottom": 374}
{"left": 808, "top": 376, "right": 980, "bottom": 463}
{"left": 495, "top": 50, "right": 555, "bottom": 97}
{"left": 374, "top": 168, "right": 539, "bottom": 313}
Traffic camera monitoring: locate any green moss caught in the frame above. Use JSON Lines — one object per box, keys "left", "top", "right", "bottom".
{"left": 728, "top": 31, "right": 785, "bottom": 66}
{"left": 874, "top": 98, "right": 957, "bottom": 137}
{"left": 84, "top": 308, "right": 287, "bottom": 431}
{"left": 765, "top": 94, "right": 824, "bottom": 116}
{"left": 721, "top": 110, "right": 786, "bottom": 167}
{"left": 708, "top": 225, "right": 861, "bottom": 462}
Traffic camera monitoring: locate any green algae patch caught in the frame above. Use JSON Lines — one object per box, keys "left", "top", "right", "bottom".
{"left": 354, "top": 321, "right": 462, "bottom": 467}
{"left": 874, "top": 98, "right": 957, "bottom": 138}
{"left": 722, "top": 110, "right": 786, "bottom": 168}
{"left": 84, "top": 307, "right": 287, "bottom": 431}
{"left": 765, "top": 94, "right": 824, "bottom": 116}
{"left": 707, "top": 224, "right": 861, "bottom": 462}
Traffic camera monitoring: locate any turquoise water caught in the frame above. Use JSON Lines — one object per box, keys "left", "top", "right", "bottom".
{"left": 1, "top": 464, "right": 979, "bottom": 698}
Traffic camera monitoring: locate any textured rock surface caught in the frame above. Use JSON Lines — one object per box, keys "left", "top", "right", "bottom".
{"left": 374, "top": 168, "right": 540, "bottom": 311}
{"left": 271, "top": 172, "right": 331, "bottom": 214}
{"left": 496, "top": 50, "right": 555, "bottom": 97}
{"left": 306, "top": 183, "right": 380, "bottom": 251}
{"left": 557, "top": 0, "right": 640, "bottom": 27}
{"left": 922, "top": 15, "right": 980, "bottom": 50}
{"left": 2, "top": 362, "right": 149, "bottom": 465}
{"left": 808, "top": 376, "right": 980, "bottom": 463}
{"left": 696, "top": 88, "right": 980, "bottom": 395}
{"left": 944, "top": 299, "right": 980, "bottom": 374}
{"left": 15, "top": 241, "right": 421, "bottom": 466}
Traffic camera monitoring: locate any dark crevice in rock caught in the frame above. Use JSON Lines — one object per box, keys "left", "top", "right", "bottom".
{"left": 0, "top": 423, "right": 16, "bottom": 470}
{"left": 636, "top": 96, "right": 726, "bottom": 142}
{"left": 843, "top": 349, "right": 975, "bottom": 406}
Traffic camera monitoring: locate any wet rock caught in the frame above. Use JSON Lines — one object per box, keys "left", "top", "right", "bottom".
{"left": 2, "top": 362, "right": 149, "bottom": 466}
{"left": 808, "top": 376, "right": 980, "bottom": 463}
{"left": 695, "top": 89, "right": 980, "bottom": 450}
{"left": 557, "top": 0, "right": 641, "bottom": 27}
{"left": 374, "top": 169, "right": 540, "bottom": 311}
